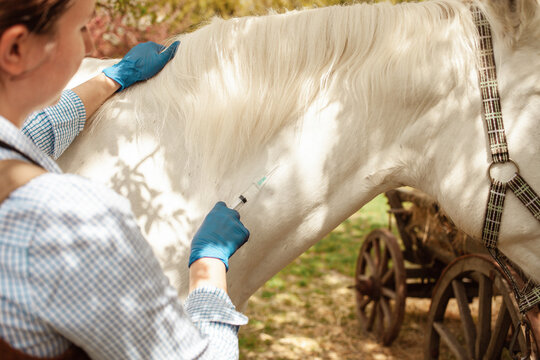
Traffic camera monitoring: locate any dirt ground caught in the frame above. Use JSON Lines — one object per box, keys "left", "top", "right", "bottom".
{"left": 239, "top": 270, "right": 434, "bottom": 359}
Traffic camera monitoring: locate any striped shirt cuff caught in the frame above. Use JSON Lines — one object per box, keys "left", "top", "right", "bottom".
{"left": 64, "top": 89, "right": 87, "bottom": 134}
{"left": 185, "top": 286, "right": 248, "bottom": 326}
{"left": 22, "top": 89, "right": 86, "bottom": 159}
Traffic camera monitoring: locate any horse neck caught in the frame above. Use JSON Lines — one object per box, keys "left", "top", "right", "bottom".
{"left": 226, "top": 2, "right": 492, "bottom": 303}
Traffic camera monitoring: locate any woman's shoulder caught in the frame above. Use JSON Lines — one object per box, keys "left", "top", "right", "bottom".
{"left": 11, "top": 172, "right": 133, "bottom": 216}
{"left": 0, "top": 173, "right": 139, "bottom": 258}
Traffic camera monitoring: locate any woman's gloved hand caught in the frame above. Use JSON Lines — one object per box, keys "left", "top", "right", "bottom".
{"left": 102, "top": 41, "right": 180, "bottom": 91}
{"left": 189, "top": 202, "right": 250, "bottom": 271}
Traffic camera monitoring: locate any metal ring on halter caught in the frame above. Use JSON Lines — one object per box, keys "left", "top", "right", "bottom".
{"left": 487, "top": 158, "right": 520, "bottom": 184}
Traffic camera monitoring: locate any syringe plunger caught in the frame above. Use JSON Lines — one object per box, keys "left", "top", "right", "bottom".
{"left": 232, "top": 195, "right": 247, "bottom": 210}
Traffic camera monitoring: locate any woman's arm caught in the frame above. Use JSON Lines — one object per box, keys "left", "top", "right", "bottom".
{"left": 72, "top": 40, "right": 180, "bottom": 126}
{"left": 22, "top": 75, "right": 119, "bottom": 159}
{"left": 27, "top": 180, "right": 247, "bottom": 359}
{"left": 22, "top": 41, "right": 180, "bottom": 158}
{"left": 22, "top": 90, "right": 86, "bottom": 159}
{"left": 189, "top": 258, "right": 228, "bottom": 292}
{"left": 71, "top": 73, "right": 119, "bottom": 126}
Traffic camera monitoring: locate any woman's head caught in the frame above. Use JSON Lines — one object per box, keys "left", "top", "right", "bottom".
{"left": 0, "top": 0, "right": 75, "bottom": 36}
{"left": 0, "top": 0, "right": 95, "bottom": 125}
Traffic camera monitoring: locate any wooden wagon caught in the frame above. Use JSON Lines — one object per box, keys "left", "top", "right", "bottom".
{"left": 353, "top": 188, "right": 540, "bottom": 359}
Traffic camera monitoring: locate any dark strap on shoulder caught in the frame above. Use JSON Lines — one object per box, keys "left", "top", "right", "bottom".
{"left": 0, "top": 160, "right": 47, "bottom": 204}
{"left": 0, "top": 336, "right": 90, "bottom": 360}
{"left": 0, "top": 139, "right": 39, "bottom": 166}
{"left": 0, "top": 140, "right": 47, "bottom": 204}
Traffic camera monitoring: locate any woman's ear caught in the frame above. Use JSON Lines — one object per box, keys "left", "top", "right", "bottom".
{"left": 0, "top": 25, "right": 31, "bottom": 76}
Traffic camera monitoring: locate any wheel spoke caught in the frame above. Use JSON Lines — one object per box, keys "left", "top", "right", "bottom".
{"left": 381, "top": 286, "right": 397, "bottom": 300}
{"left": 451, "top": 279, "right": 476, "bottom": 358}
{"left": 485, "top": 297, "right": 512, "bottom": 358}
{"left": 378, "top": 245, "right": 389, "bottom": 275}
{"left": 375, "top": 302, "right": 384, "bottom": 337}
{"left": 366, "top": 300, "right": 378, "bottom": 331}
{"left": 363, "top": 252, "right": 377, "bottom": 275}
{"left": 381, "top": 267, "right": 394, "bottom": 285}
{"left": 373, "top": 239, "right": 382, "bottom": 270}
{"left": 357, "top": 297, "right": 372, "bottom": 328}
{"left": 493, "top": 277, "right": 529, "bottom": 352}
{"left": 357, "top": 274, "right": 370, "bottom": 281}
{"left": 355, "top": 229, "right": 405, "bottom": 347}
{"left": 425, "top": 256, "right": 528, "bottom": 360}
{"left": 380, "top": 297, "right": 392, "bottom": 325}
{"left": 433, "top": 321, "right": 469, "bottom": 360}
{"left": 358, "top": 296, "right": 371, "bottom": 310}
{"left": 475, "top": 274, "right": 492, "bottom": 357}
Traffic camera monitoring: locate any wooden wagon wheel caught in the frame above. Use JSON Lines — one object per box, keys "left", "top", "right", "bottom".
{"left": 354, "top": 228, "right": 407, "bottom": 345}
{"left": 425, "top": 254, "right": 539, "bottom": 359}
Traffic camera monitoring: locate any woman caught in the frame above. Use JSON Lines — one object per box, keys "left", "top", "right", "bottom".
{"left": 0, "top": 0, "right": 250, "bottom": 359}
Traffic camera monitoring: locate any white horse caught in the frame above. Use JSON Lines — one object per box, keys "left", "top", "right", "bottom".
{"left": 59, "top": 0, "right": 540, "bottom": 306}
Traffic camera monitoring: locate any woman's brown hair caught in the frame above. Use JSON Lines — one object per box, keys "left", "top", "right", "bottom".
{"left": 0, "top": 0, "right": 74, "bottom": 35}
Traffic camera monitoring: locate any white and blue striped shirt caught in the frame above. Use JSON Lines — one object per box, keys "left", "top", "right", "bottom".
{"left": 0, "top": 90, "right": 247, "bottom": 359}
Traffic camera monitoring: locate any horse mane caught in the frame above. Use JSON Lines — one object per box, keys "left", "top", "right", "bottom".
{"left": 91, "top": 0, "right": 480, "bottom": 180}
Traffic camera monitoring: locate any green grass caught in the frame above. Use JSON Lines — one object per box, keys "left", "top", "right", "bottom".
{"left": 280, "top": 193, "right": 390, "bottom": 279}
{"left": 239, "top": 194, "right": 392, "bottom": 355}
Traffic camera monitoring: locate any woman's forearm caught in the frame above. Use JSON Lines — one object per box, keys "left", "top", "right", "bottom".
{"left": 71, "top": 73, "right": 120, "bottom": 126}
{"left": 189, "top": 258, "right": 228, "bottom": 293}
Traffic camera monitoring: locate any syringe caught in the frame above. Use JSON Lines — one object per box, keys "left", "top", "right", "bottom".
{"left": 232, "top": 166, "right": 279, "bottom": 211}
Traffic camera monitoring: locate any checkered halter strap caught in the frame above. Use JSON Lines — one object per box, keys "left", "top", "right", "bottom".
{"left": 471, "top": 5, "right": 540, "bottom": 315}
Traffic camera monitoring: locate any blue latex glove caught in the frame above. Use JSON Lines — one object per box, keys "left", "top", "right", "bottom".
{"left": 102, "top": 41, "right": 180, "bottom": 91}
{"left": 189, "top": 202, "right": 250, "bottom": 271}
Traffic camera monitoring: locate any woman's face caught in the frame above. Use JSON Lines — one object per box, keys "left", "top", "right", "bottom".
{"left": 33, "top": 0, "right": 95, "bottom": 106}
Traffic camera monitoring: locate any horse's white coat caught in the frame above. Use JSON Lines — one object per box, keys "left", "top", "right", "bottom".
{"left": 59, "top": 0, "right": 540, "bottom": 305}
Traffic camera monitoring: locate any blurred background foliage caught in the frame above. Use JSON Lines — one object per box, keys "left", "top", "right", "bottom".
{"left": 91, "top": 0, "right": 355, "bottom": 57}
